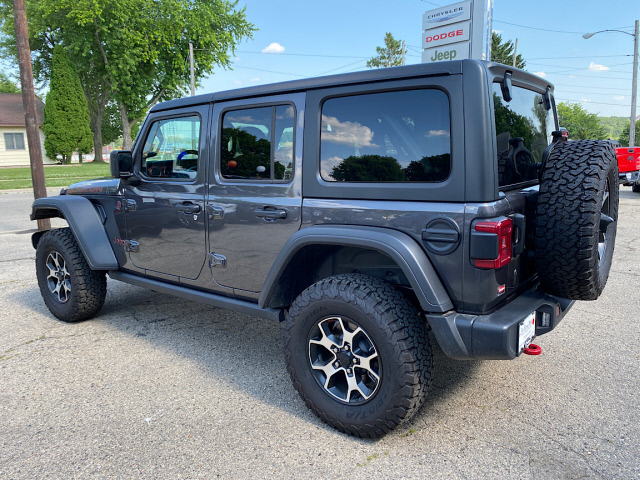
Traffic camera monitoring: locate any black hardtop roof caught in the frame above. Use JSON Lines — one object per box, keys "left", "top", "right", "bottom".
{"left": 150, "top": 59, "right": 551, "bottom": 113}
{"left": 151, "top": 60, "right": 465, "bottom": 112}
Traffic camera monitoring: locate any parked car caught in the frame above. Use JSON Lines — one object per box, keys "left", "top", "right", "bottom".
{"left": 616, "top": 146, "right": 640, "bottom": 192}
{"left": 31, "top": 60, "right": 618, "bottom": 438}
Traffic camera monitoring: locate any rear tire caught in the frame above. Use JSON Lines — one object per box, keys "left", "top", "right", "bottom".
{"left": 35, "top": 228, "right": 107, "bottom": 322}
{"left": 284, "top": 274, "right": 431, "bottom": 438}
{"left": 535, "top": 140, "right": 618, "bottom": 300}
{"left": 632, "top": 183, "right": 640, "bottom": 193}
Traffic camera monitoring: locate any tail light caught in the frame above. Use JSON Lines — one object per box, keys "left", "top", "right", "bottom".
{"left": 473, "top": 218, "right": 513, "bottom": 269}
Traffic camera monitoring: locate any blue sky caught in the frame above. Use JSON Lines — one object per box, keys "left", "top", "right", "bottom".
{"left": 197, "top": 0, "right": 639, "bottom": 119}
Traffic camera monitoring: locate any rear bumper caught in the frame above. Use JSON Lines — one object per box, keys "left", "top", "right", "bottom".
{"left": 427, "top": 286, "right": 574, "bottom": 360}
{"left": 619, "top": 170, "right": 639, "bottom": 185}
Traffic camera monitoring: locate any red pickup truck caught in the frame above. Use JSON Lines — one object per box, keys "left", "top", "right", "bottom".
{"left": 616, "top": 147, "right": 640, "bottom": 192}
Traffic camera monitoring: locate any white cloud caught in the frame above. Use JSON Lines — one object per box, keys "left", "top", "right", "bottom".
{"left": 321, "top": 115, "right": 379, "bottom": 148}
{"left": 580, "top": 98, "right": 592, "bottom": 103}
{"left": 234, "top": 56, "right": 241, "bottom": 62}
{"left": 320, "top": 156, "right": 344, "bottom": 180}
{"left": 588, "top": 62, "right": 609, "bottom": 72}
{"left": 534, "top": 71, "right": 547, "bottom": 78}
{"left": 426, "top": 129, "right": 450, "bottom": 137}
{"left": 262, "top": 43, "right": 285, "bottom": 54}
{"left": 233, "top": 80, "right": 243, "bottom": 86}
{"left": 613, "top": 95, "right": 625, "bottom": 101}
{"left": 250, "top": 77, "right": 261, "bottom": 83}
{"left": 492, "top": 29, "right": 503, "bottom": 34}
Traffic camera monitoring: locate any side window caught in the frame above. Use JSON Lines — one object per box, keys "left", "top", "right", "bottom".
{"left": 320, "top": 89, "right": 451, "bottom": 182}
{"left": 141, "top": 116, "right": 200, "bottom": 180}
{"left": 220, "top": 104, "right": 295, "bottom": 181}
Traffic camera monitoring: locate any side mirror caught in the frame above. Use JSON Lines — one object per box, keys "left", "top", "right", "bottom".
{"left": 110, "top": 150, "right": 133, "bottom": 178}
{"left": 500, "top": 71, "right": 513, "bottom": 102}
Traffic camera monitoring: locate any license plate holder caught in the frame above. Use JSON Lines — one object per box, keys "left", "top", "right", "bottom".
{"left": 518, "top": 312, "right": 536, "bottom": 354}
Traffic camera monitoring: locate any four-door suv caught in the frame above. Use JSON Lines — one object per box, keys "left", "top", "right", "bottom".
{"left": 31, "top": 60, "right": 618, "bottom": 438}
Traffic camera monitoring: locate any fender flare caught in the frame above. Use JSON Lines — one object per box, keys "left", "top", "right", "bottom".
{"left": 31, "top": 196, "right": 119, "bottom": 270}
{"left": 258, "top": 225, "right": 453, "bottom": 313}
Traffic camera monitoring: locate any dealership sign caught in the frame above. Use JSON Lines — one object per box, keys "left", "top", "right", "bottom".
{"left": 422, "top": 0, "right": 493, "bottom": 64}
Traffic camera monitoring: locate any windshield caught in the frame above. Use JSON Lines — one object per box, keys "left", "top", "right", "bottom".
{"left": 492, "top": 83, "right": 556, "bottom": 189}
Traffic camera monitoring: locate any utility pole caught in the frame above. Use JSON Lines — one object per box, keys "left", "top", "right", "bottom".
{"left": 512, "top": 38, "right": 518, "bottom": 68}
{"left": 13, "top": 0, "right": 49, "bottom": 231}
{"left": 402, "top": 40, "right": 406, "bottom": 66}
{"left": 189, "top": 42, "right": 195, "bottom": 96}
{"left": 630, "top": 20, "right": 638, "bottom": 147}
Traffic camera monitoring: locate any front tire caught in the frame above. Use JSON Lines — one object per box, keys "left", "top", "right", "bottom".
{"left": 284, "top": 274, "right": 431, "bottom": 438}
{"left": 35, "top": 228, "right": 107, "bottom": 322}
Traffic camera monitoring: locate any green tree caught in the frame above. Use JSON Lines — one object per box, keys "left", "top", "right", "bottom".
{"left": 367, "top": 33, "right": 405, "bottom": 68}
{"left": 0, "top": 0, "right": 254, "bottom": 154}
{"left": 557, "top": 102, "right": 607, "bottom": 140}
{"left": 618, "top": 121, "right": 640, "bottom": 147}
{"left": 491, "top": 33, "right": 525, "bottom": 69}
{"left": 0, "top": 71, "right": 19, "bottom": 93}
{"left": 598, "top": 116, "right": 628, "bottom": 140}
{"left": 331, "top": 155, "right": 406, "bottom": 181}
{"left": 42, "top": 45, "right": 93, "bottom": 164}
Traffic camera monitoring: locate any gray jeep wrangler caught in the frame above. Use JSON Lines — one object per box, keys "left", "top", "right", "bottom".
{"left": 31, "top": 60, "right": 618, "bottom": 438}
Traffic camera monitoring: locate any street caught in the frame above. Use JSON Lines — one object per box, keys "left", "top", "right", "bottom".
{"left": 0, "top": 187, "right": 639, "bottom": 479}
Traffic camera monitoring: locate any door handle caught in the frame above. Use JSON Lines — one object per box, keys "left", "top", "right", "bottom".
{"left": 176, "top": 202, "right": 201, "bottom": 214}
{"left": 254, "top": 208, "right": 287, "bottom": 220}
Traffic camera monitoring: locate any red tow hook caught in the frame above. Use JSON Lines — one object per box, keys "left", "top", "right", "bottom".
{"left": 523, "top": 344, "right": 542, "bottom": 355}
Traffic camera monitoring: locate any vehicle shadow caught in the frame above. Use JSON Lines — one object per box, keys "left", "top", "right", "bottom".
{"left": 13, "top": 281, "right": 481, "bottom": 442}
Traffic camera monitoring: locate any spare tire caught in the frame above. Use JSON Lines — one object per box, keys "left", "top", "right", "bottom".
{"left": 535, "top": 140, "right": 618, "bottom": 300}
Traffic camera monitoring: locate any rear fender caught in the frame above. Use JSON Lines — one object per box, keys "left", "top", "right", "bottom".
{"left": 30, "top": 196, "right": 118, "bottom": 270}
{"left": 258, "top": 225, "right": 453, "bottom": 313}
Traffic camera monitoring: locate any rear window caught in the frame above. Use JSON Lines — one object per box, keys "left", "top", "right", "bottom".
{"left": 493, "top": 84, "right": 555, "bottom": 189}
{"left": 320, "top": 89, "right": 451, "bottom": 183}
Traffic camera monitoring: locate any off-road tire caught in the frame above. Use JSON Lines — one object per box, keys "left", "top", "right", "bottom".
{"left": 35, "top": 228, "right": 107, "bottom": 322}
{"left": 535, "top": 140, "right": 618, "bottom": 300}
{"left": 632, "top": 183, "right": 640, "bottom": 193}
{"left": 284, "top": 273, "right": 432, "bottom": 438}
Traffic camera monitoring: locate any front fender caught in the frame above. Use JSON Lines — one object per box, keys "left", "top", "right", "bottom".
{"left": 31, "top": 196, "right": 119, "bottom": 270}
{"left": 258, "top": 225, "right": 453, "bottom": 313}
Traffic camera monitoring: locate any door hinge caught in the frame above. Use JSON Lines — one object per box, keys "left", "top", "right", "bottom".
{"left": 208, "top": 252, "right": 227, "bottom": 268}
{"left": 123, "top": 199, "right": 137, "bottom": 212}
{"left": 207, "top": 205, "right": 224, "bottom": 220}
{"left": 125, "top": 240, "right": 140, "bottom": 253}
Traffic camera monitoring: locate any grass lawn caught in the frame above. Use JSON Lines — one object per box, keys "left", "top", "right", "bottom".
{"left": 0, "top": 162, "right": 111, "bottom": 190}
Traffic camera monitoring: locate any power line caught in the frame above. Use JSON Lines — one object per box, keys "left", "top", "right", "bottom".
{"left": 231, "top": 65, "right": 307, "bottom": 78}
{"left": 493, "top": 20, "right": 585, "bottom": 34}
{"left": 556, "top": 98, "right": 636, "bottom": 107}
{"left": 552, "top": 83, "right": 630, "bottom": 92}
{"left": 234, "top": 50, "right": 369, "bottom": 59}
{"left": 315, "top": 59, "right": 367, "bottom": 76}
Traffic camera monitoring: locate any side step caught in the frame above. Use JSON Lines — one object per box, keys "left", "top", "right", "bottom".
{"left": 108, "top": 270, "right": 284, "bottom": 321}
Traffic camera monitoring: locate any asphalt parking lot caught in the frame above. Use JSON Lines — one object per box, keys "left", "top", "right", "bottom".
{"left": 1, "top": 187, "right": 639, "bottom": 480}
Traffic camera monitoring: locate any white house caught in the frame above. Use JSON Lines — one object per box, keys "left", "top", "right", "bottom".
{"left": 0, "top": 93, "right": 52, "bottom": 167}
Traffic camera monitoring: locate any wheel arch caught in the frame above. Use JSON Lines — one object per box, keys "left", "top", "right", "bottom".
{"left": 258, "top": 225, "right": 453, "bottom": 313}
{"left": 31, "top": 196, "right": 119, "bottom": 270}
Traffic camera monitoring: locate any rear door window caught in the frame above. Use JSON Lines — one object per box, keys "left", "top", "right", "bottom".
{"left": 220, "top": 105, "right": 295, "bottom": 182}
{"left": 320, "top": 89, "right": 451, "bottom": 182}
